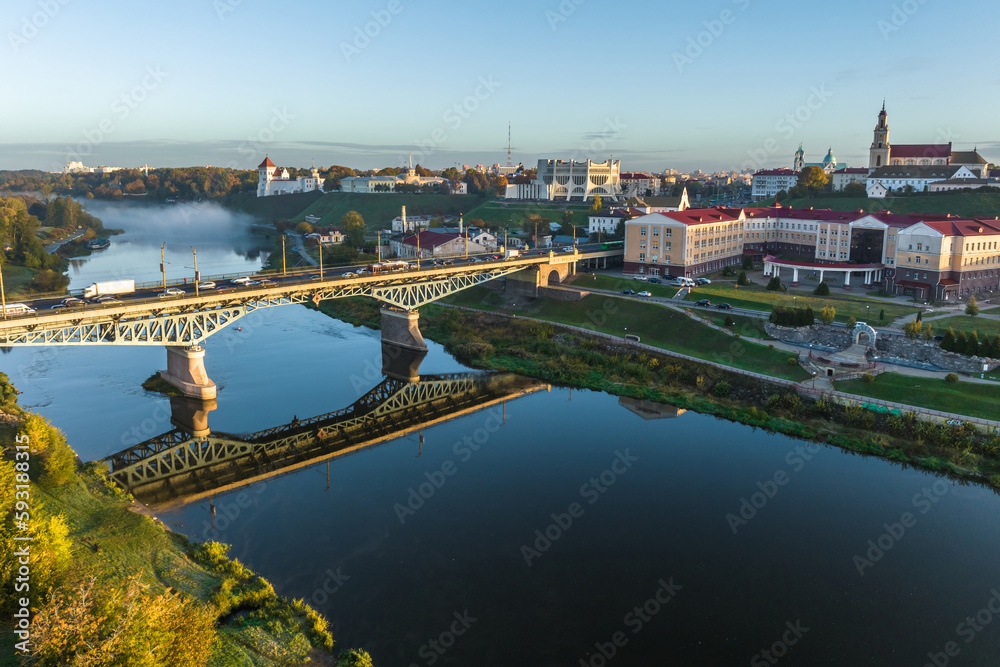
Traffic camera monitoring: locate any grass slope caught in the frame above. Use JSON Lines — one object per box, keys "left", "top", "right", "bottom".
{"left": 442, "top": 287, "right": 808, "bottom": 380}
{"left": 463, "top": 200, "right": 592, "bottom": 227}
{"left": 778, "top": 191, "right": 1000, "bottom": 218}
{"left": 291, "top": 192, "right": 488, "bottom": 226}
{"left": 835, "top": 372, "right": 1000, "bottom": 421}
{"left": 226, "top": 190, "right": 324, "bottom": 220}
{"left": 926, "top": 315, "right": 1000, "bottom": 339}
{"left": 681, "top": 282, "right": 919, "bottom": 323}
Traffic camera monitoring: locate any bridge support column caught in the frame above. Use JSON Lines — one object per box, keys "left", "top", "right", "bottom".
{"left": 169, "top": 395, "right": 217, "bottom": 437}
{"left": 380, "top": 308, "right": 427, "bottom": 352}
{"left": 382, "top": 342, "right": 427, "bottom": 383}
{"left": 160, "top": 345, "right": 217, "bottom": 400}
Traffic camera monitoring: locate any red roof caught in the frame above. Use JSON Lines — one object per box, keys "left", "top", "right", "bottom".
{"left": 658, "top": 208, "right": 743, "bottom": 226}
{"left": 919, "top": 218, "right": 1000, "bottom": 237}
{"left": 890, "top": 143, "right": 951, "bottom": 159}
{"left": 258, "top": 156, "right": 276, "bottom": 169}
{"left": 753, "top": 169, "right": 798, "bottom": 176}
{"left": 402, "top": 231, "right": 468, "bottom": 248}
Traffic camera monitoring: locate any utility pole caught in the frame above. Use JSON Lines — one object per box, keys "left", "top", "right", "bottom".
{"left": 417, "top": 232, "right": 421, "bottom": 270}
{"left": 281, "top": 235, "right": 286, "bottom": 275}
{"left": 0, "top": 263, "right": 6, "bottom": 319}
{"left": 160, "top": 243, "right": 167, "bottom": 290}
{"left": 319, "top": 240, "right": 324, "bottom": 280}
{"left": 192, "top": 247, "right": 199, "bottom": 297}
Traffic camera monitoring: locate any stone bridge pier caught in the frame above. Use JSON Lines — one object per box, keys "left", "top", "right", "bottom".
{"left": 380, "top": 307, "right": 428, "bottom": 352}
{"left": 505, "top": 258, "right": 575, "bottom": 298}
{"left": 169, "top": 395, "right": 217, "bottom": 437}
{"left": 160, "top": 345, "right": 217, "bottom": 400}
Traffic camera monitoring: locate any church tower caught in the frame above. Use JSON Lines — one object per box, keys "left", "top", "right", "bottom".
{"left": 257, "top": 155, "right": 276, "bottom": 197}
{"left": 793, "top": 144, "right": 805, "bottom": 171}
{"left": 869, "top": 102, "right": 890, "bottom": 172}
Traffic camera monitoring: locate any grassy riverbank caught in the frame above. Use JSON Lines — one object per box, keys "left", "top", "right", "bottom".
{"left": 835, "top": 372, "right": 1000, "bottom": 422}
{"left": 312, "top": 298, "right": 1000, "bottom": 488}
{"left": 0, "top": 376, "right": 371, "bottom": 666}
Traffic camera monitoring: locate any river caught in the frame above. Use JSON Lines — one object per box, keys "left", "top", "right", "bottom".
{"left": 6, "top": 202, "right": 1000, "bottom": 666}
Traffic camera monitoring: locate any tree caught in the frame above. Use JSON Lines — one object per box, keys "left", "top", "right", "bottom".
{"left": 923, "top": 324, "right": 934, "bottom": 341}
{"left": 819, "top": 305, "right": 836, "bottom": 325}
{"left": 724, "top": 314, "right": 735, "bottom": 328}
{"left": 341, "top": 211, "right": 366, "bottom": 247}
{"left": 590, "top": 194, "right": 603, "bottom": 215}
{"left": 966, "top": 296, "right": 980, "bottom": 316}
{"left": 797, "top": 166, "right": 829, "bottom": 197}
{"left": 956, "top": 331, "right": 969, "bottom": 354}
{"left": 295, "top": 222, "right": 313, "bottom": 235}
{"left": 844, "top": 182, "right": 867, "bottom": 196}
{"left": 742, "top": 256, "right": 754, "bottom": 271}
{"left": 969, "top": 331, "right": 980, "bottom": 356}
{"left": 846, "top": 316, "right": 857, "bottom": 329}
{"left": 737, "top": 270, "right": 749, "bottom": 286}
{"left": 879, "top": 308, "right": 885, "bottom": 322}
{"left": 902, "top": 320, "right": 923, "bottom": 339}
{"left": 766, "top": 276, "right": 781, "bottom": 291}
{"left": 813, "top": 281, "right": 830, "bottom": 296}
{"left": 337, "top": 649, "right": 375, "bottom": 667}
{"left": 941, "top": 327, "right": 956, "bottom": 351}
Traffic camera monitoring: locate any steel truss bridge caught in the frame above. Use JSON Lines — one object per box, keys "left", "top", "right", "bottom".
{"left": 103, "top": 372, "right": 545, "bottom": 506}
{"left": 0, "top": 251, "right": 619, "bottom": 347}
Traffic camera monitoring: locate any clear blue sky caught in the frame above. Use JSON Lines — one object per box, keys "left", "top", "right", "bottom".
{"left": 3, "top": 0, "right": 998, "bottom": 173}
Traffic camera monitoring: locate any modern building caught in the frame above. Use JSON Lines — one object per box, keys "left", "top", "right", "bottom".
{"left": 257, "top": 157, "right": 323, "bottom": 197}
{"left": 623, "top": 208, "right": 746, "bottom": 278}
{"left": 751, "top": 169, "right": 799, "bottom": 200}
{"left": 620, "top": 172, "right": 660, "bottom": 198}
{"left": 506, "top": 159, "right": 622, "bottom": 202}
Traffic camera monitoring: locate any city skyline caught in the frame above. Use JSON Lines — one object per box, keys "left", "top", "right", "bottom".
{"left": 3, "top": 0, "right": 999, "bottom": 173}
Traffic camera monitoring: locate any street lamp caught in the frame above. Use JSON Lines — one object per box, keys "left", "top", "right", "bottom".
{"left": 812, "top": 371, "right": 817, "bottom": 389}
{"left": 160, "top": 243, "right": 167, "bottom": 290}
{"left": 192, "top": 247, "right": 199, "bottom": 297}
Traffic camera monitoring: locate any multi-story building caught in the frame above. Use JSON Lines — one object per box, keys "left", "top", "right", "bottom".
{"left": 751, "top": 168, "right": 798, "bottom": 200}
{"left": 257, "top": 157, "right": 323, "bottom": 197}
{"left": 893, "top": 217, "right": 1000, "bottom": 300}
{"left": 866, "top": 164, "right": 977, "bottom": 198}
{"left": 506, "top": 159, "right": 621, "bottom": 202}
{"left": 830, "top": 168, "right": 869, "bottom": 191}
{"left": 624, "top": 208, "right": 746, "bottom": 277}
{"left": 620, "top": 172, "right": 660, "bottom": 198}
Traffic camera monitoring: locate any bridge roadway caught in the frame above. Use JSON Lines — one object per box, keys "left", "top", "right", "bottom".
{"left": 0, "top": 245, "right": 621, "bottom": 398}
{"left": 103, "top": 371, "right": 548, "bottom": 507}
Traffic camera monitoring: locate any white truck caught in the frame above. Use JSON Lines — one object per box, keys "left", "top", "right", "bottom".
{"left": 505, "top": 249, "right": 520, "bottom": 259}
{"left": 83, "top": 280, "right": 135, "bottom": 299}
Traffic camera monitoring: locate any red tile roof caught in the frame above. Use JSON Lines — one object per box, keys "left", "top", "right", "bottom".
{"left": 658, "top": 208, "right": 743, "bottom": 226}
{"left": 258, "top": 157, "right": 276, "bottom": 169}
{"left": 919, "top": 218, "right": 1000, "bottom": 237}
{"left": 890, "top": 143, "right": 951, "bottom": 159}
{"left": 753, "top": 168, "right": 798, "bottom": 176}
{"left": 401, "top": 231, "right": 468, "bottom": 248}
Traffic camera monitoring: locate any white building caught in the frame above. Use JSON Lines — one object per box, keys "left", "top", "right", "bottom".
{"left": 506, "top": 158, "right": 622, "bottom": 202}
{"left": 257, "top": 157, "right": 323, "bottom": 197}
{"left": 830, "top": 168, "right": 869, "bottom": 192}
{"left": 340, "top": 162, "right": 454, "bottom": 194}
{"left": 588, "top": 211, "right": 626, "bottom": 235}
{"left": 866, "top": 165, "right": 977, "bottom": 198}
{"left": 751, "top": 169, "right": 799, "bottom": 200}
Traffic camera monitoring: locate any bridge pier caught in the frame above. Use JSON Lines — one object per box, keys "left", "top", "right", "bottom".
{"left": 169, "top": 395, "right": 217, "bottom": 437}
{"left": 381, "top": 342, "right": 427, "bottom": 383}
{"left": 160, "top": 345, "right": 217, "bottom": 400}
{"left": 380, "top": 307, "right": 427, "bottom": 352}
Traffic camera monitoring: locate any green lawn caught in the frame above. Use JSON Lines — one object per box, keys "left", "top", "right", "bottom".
{"left": 926, "top": 315, "right": 1000, "bottom": 339}
{"left": 463, "top": 201, "right": 591, "bottom": 227}
{"left": 567, "top": 273, "right": 679, "bottom": 298}
{"left": 681, "top": 282, "right": 918, "bottom": 324}
{"left": 3, "top": 264, "right": 40, "bottom": 298}
{"left": 226, "top": 190, "right": 323, "bottom": 220}
{"left": 835, "top": 372, "right": 1000, "bottom": 421}
{"left": 442, "top": 287, "right": 808, "bottom": 380}
{"left": 292, "top": 192, "right": 488, "bottom": 226}
{"left": 778, "top": 191, "right": 1000, "bottom": 218}
{"left": 695, "top": 311, "right": 771, "bottom": 339}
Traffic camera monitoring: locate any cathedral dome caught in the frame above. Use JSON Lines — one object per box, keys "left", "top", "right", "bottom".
{"left": 823, "top": 148, "right": 836, "bottom": 164}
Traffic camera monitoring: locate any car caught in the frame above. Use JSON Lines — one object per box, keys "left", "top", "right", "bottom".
{"left": 245, "top": 280, "right": 262, "bottom": 286}
{"left": 310, "top": 274, "right": 323, "bottom": 281}
{"left": 646, "top": 277, "right": 661, "bottom": 284}
{"left": 632, "top": 276, "right": 647, "bottom": 281}
{"left": 216, "top": 286, "right": 237, "bottom": 293}
{"left": 471, "top": 258, "right": 484, "bottom": 263}
{"left": 62, "top": 297, "right": 84, "bottom": 305}
{"left": 637, "top": 291, "right": 652, "bottom": 297}
{"left": 157, "top": 291, "right": 174, "bottom": 298}
{"left": 198, "top": 281, "right": 216, "bottom": 290}
{"left": 98, "top": 297, "right": 122, "bottom": 304}
{"left": 620, "top": 289, "right": 636, "bottom": 295}
{"left": 696, "top": 299, "right": 712, "bottom": 307}
{"left": 95, "top": 295, "right": 118, "bottom": 302}
{"left": 663, "top": 274, "right": 676, "bottom": 281}
{"left": 231, "top": 277, "right": 251, "bottom": 285}
{"left": 442, "top": 259, "right": 454, "bottom": 265}
{"left": 49, "top": 303, "right": 67, "bottom": 309}
{"left": 696, "top": 278, "right": 712, "bottom": 285}
{"left": 715, "top": 303, "right": 733, "bottom": 310}
{"left": 491, "top": 254, "right": 503, "bottom": 260}
{"left": 164, "top": 287, "right": 185, "bottom": 296}
{"left": 561, "top": 246, "right": 575, "bottom": 253}
{"left": 259, "top": 279, "right": 276, "bottom": 286}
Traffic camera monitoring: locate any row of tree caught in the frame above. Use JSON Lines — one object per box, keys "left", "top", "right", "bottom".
{"left": 939, "top": 326, "right": 1000, "bottom": 359}
{"left": 769, "top": 305, "right": 815, "bottom": 327}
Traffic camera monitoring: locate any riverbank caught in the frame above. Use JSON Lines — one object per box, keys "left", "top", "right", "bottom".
{"left": 312, "top": 297, "right": 1000, "bottom": 489}
{"left": 0, "top": 380, "right": 370, "bottom": 666}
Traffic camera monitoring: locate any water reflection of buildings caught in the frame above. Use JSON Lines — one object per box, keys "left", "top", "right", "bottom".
{"left": 617, "top": 397, "right": 686, "bottom": 420}
{"left": 104, "top": 370, "right": 546, "bottom": 507}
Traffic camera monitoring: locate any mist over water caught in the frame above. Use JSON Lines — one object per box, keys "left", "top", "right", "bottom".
{"left": 69, "top": 200, "right": 270, "bottom": 286}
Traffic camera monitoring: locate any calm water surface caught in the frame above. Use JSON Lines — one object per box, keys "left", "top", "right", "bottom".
{"left": 7, "top": 204, "right": 1000, "bottom": 666}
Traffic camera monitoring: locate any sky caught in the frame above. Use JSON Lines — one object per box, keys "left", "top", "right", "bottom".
{"left": 2, "top": 0, "right": 999, "bottom": 174}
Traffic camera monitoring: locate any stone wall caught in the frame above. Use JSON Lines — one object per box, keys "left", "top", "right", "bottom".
{"left": 538, "top": 286, "right": 588, "bottom": 301}
{"left": 875, "top": 337, "right": 999, "bottom": 374}
{"left": 764, "top": 323, "right": 852, "bottom": 348}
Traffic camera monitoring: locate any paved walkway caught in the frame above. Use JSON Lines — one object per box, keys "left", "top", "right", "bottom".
{"left": 44, "top": 230, "right": 86, "bottom": 254}
{"left": 285, "top": 232, "right": 318, "bottom": 267}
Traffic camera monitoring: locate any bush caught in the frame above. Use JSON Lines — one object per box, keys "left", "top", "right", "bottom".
{"left": 945, "top": 373, "right": 959, "bottom": 383}
{"left": 861, "top": 372, "right": 875, "bottom": 383}
{"left": 879, "top": 308, "right": 885, "bottom": 322}
{"left": 819, "top": 305, "right": 836, "bottom": 325}
{"left": 712, "top": 380, "right": 731, "bottom": 397}
{"left": 742, "top": 256, "right": 754, "bottom": 271}
{"left": 724, "top": 314, "right": 735, "bottom": 329}
{"left": 813, "top": 281, "right": 830, "bottom": 296}
{"left": 966, "top": 296, "right": 980, "bottom": 316}
{"left": 721, "top": 266, "right": 735, "bottom": 277}
{"left": 766, "top": 276, "right": 781, "bottom": 291}
{"left": 737, "top": 270, "right": 749, "bottom": 286}
{"left": 846, "top": 316, "right": 857, "bottom": 329}
{"left": 337, "top": 650, "right": 375, "bottom": 667}
{"left": 787, "top": 357, "right": 799, "bottom": 366}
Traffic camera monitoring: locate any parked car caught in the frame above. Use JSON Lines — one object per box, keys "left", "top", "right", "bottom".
{"left": 646, "top": 277, "right": 661, "bottom": 284}
{"left": 696, "top": 299, "right": 712, "bottom": 307}
{"left": 715, "top": 303, "right": 733, "bottom": 310}
{"left": 662, "top": 274, "right": 676, "bottom": 281}
{"left": 633, "top": 276, "right": 647, "bottom": 281}
{"left": 696, "top": 278, "right": 712, "bottom": 285}
{"left": 620, "top": 289, "right": 636, "bottom": 295}
{"left": 637, "top": 291, "right": 652, "bottom": 297}
{"left": 198, "top": 282, "right": 216, "bottom": 290}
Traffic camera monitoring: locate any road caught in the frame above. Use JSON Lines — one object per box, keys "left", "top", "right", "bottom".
{"left": 44, "top": 229, "right": 86, "bottom": 254}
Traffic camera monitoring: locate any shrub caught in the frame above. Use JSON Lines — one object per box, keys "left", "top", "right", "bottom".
{"left": 819, "top": 305, "right": 835, "bottom": 325}
{"left": 945, "top": 373, "right": 959, "bottom": 383}
{"left": 724, "top": 314, "right": 735, "bottom": 329}
{"left": 813, "top": 281, "right": 830, "bottom": 296}
{"left": 846, "top": 316, "right": 857, "bottom": 329}
{"left": 966, "top": 296, "right": 980, "bottom": 316}
{"left": 721, "top": 266, "right": 735, "bottom": 277}
{"left": 737, "top": 270, "right": 749, "bottom": 286}
{"left": 879, "top": 308, "right": 885, "bottom": 322}
{"left": 861, "top": 372, "right": 875, "bottom": 383}
{"left": 337, "top": 649, "right": 375, "bottom": 667}
{"left": 766, "top": 276, "right": 781, "bottom": 291}
{"left": 712, "top": 380, "right": 730, "bottom": 397}
{"left": 786, "top": 357, "right": 799, "bottom": 366}
{"left": 742, "top": 256, "right": 754, "bottom": 271}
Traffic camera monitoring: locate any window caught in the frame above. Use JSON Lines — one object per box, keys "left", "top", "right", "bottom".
{"left": 640, "top": 227, "right": 647, "bottom": 236}
{"left": 665, "top": 229, "right": 672, "bottom": 237}
{"left": 652, "top": 227, "right": 659, "bottom": 236}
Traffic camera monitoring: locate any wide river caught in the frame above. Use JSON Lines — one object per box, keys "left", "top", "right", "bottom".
{"left": 7, "top": 203, "right": 1000, "bottom": 665}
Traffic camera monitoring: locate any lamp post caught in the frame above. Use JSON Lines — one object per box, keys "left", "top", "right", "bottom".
{"left": 192, "top": 247, "right": 199, "bottom": 297}
{"left": 377, "top": 230, "right": 382, "bottom": 263}
{"left": 812, "top": 371, "right": 817, "bottom": 389}
{"left": 0, "top": 261, "right": 6, "bottom": 320}
{"left": 319, "top": 239, "right": 324, "bottom": 280}
{"left": 281, "top": 235, "right": 287, "bottom": 275}
{"left": 160, "top": 243, "right": 167, "bottom": 290}
{"left": 866, "top": 305, "right": 870, "bottom": 321}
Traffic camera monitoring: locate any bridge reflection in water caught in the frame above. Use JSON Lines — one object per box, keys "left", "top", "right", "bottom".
{"left": 103, "top": 366, "right": 547, "bottom": 507}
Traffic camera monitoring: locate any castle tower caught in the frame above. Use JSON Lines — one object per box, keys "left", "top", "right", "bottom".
{"left": 794, "top": 144, "right": 805, "bottom": 171}
{"left": 257, "top": 155, "right": 276, "bottom": 197}
{"left": 869, "top": 102, "right": 890, "bottom": 172}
